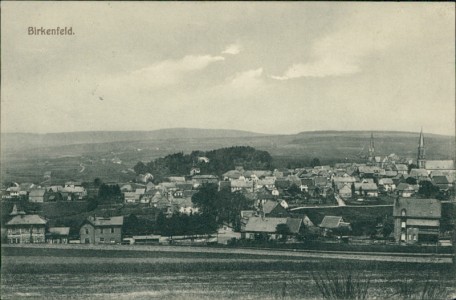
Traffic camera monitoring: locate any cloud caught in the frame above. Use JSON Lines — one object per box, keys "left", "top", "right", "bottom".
{"left": 100, "top": 54, "right": 225, "bottom": 91}
{"left": 228, "top": 68, "right": 263, "bottom": 87}
{"left": 222, "top": 43, "right": 242, "bottom": 55}
{"left": 272, "top": 7, "right": 435, "bottom": 80}
{"left": 271, "top": 60, "right": 360, "bottom": 80}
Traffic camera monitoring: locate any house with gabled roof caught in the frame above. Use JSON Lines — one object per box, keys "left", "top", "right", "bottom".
{"left": 338, "top": 184, "right": 353, "bottom": 199}
{"left": 242, "top": 216, "right": 305, "bottom": 240}
{"left": 29, "top": 189, "right": 47, "bottom": 203}
{"left": 409, "top": 169, "right": 429, "bottom": 180}
{"left": 354, "top": 181, "right": 379, "bottom": 197}
{"left": 260, "top": 200, "right": 288, "bottom": 217}
{"left": 46, "top": 227, "right": 70, "bottom": 244}
{"left": 6, "top": 205, "right": 47, "bottom": 244}
{"left": 124, "top": 191, "right": 140, "bottom": 203}
{"left": 378, "top": 178, "right": 395, "bottom": 192}
{"left": 431, "top": 175, "right": 452, "bottom": 191}
{"left": 425, "top": 160, "right": 455, "bottom": 171}
{"left": 396, "top": 183, "right": 417, "bottom": 198}
{"left": 319, "top": 216, "right": 351, "bottom": 237}
{"left": 393, "top": 198, "right": 441, "bottom": 244}
{"left": 230, "top": 180, "right": 254, "bottom": 193}
{"left": 394, "top": 164, "right": 409, "bottom": 175}
{"left": 80, "top": 216, "right": 124, "bottom": 244}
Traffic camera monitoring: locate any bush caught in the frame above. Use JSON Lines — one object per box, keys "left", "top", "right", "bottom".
{"left": 312, "top": 268, "right": 371, "bottom": 300}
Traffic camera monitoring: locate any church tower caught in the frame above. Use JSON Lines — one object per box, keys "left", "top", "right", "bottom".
{"left": 368, "top": 132, "right": 375, "bottom": 161}
{"left": 417, "top": 128, "right": 426, "bottom": 169}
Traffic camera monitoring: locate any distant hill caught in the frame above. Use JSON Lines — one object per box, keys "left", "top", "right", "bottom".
{"left": 1, "top": 130, "right": 454, "bottom": 184}
{"left": 0, "top": 128, "right": 266, "bottom": 151}
{"left": 2, "top": 130, "right": 454, "bottom": 161}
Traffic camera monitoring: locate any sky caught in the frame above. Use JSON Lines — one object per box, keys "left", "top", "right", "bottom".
{"left": 1, "top": 2, "right": 455, "bottom": 135}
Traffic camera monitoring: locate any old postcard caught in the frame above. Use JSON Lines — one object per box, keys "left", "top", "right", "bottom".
{"left": 1, "top": 2, "right": 455, "bottom": 299}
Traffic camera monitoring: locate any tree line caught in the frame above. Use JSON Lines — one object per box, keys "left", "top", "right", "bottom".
{"left": 133, "top": 146, "right": 273, "bottom": 182}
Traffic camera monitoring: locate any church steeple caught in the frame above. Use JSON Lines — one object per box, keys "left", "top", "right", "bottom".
{"left": 368, "top": 132, "right": 375, "bottom": 161}
{"left": 417, "top": 128, "right": 426, "bottom": 169}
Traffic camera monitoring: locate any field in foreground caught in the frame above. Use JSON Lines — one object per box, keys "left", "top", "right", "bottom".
{"left": 2, "top": 245, "right": 456, "bottom": 299}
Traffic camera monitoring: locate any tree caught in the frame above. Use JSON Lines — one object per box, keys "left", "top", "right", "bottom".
{"left": 276, "top": 223, "right": 291, "bottom": 242}
{"left": 310, "top": 158, "right": 321, "bottom": 168}
{"left": 405, "top": 177, "right": 417, "bottom": 185}
{"left": 98, "top": 184, "right": 122, "bottom": 203}
{"left": 192, "top": 184, "right": 252, "bottom": 226}
{"left": 93, "top": 178, "right": 102, "bottom": 187}
{"left": 287, "top": 184, "right": 301, "bottom": 196}
{"left": 191, "top": 183, "right": 219, "bottom": 216}
{"left": 86, "top": 198, "right": 98, "bottom": 212}
{"left": 408, "top": 163, "right": 418, "bottom": 174}
{"left": 133, "top": 161, "right": 149, "bottom": 175}
{"left": 418, "top": 181, "right": 439, "bottom": 198}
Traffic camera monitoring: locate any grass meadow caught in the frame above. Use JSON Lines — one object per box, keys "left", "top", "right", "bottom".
{"left": 2, "top": 246, "right": 455, "bottom": 299}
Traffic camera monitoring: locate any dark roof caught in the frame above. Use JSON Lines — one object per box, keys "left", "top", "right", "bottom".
{"left": 432, "top": 176, "right": 450, "bottom": 185}
{"left": 192, "top": 175, "right": 218, "bottom": 179}
{"left": 243, "top": 217, "right": 302, "bottom": 234}
{"left": 393, "top": 198, "right": 441, "bottom": 218}
{"left": 87, "top": 216, "right": 124, "bottom": 227}
{"left": 301, "top": 178, "right": 314, "bottom": 187}
{"left": 314, "top": 177, "right": 328, "bottom": 186}
{"left": 396, "top": 183, "right": 415, "bottom": 191}
{"left": 48, "top": 227, "right": 70, "bottom": 235}
{"left": 395, "top": 164, "right": 408, "bottom": 171}
{"left": 262, "top": 200, "right": 279, "bottom": 214}
{"left": 6, "top": 214, "right": 47, "bottom": 226}
{"left": 409, "top": 169, "right": 429, "bottom": 177}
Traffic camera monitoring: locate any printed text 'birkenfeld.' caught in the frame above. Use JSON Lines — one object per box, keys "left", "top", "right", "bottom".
{"left": 28, "top": 27, "right": 74, "bottom": 35}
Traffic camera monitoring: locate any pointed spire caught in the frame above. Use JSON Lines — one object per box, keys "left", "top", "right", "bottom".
{"left": 419, "top": 127, "right": 424, "bottom": 147}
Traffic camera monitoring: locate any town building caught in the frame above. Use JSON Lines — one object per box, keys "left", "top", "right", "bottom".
{"left": 79, "top": 216, "right": 124, "bottom": 244}
{"left": 242, "top": 217, "right": 305, "bottom": 240}
{"left": 5, "top": 205, "right": 47, "bottom": 244}
{"left": 319, "top": 216, "right": 351, "bottom": 237}
{"left": 393, "top": 198, "right": 441, "bottom": 244}
{"left": 46, "top": 227, "right": 70, "bottom": 244}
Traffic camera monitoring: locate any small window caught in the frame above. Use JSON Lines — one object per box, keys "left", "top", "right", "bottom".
{"left": 408, "top": 234, "right": 412, "bottom": 241}
{"left": 100, "top": 228, "right": 104, "bottom": 234}
{"left": 85, "top": 228, "right": 89, "bottom": 234}
{"left": 111, "top": 228, "right": 115, "bottom": 233}
{"left": 99, "top": 237, "right": 104, "bottom": 242}
{"left": 401, "top": 221, "right": 406, "bottom": 228}
{"left": 401, "top": 209, "right": 406, "bottom": 217}
{"left": 413, "top": 234, "right": 417, "bottom": 241}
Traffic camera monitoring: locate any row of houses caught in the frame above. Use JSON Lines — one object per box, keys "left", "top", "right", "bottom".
{"left": 4, "top": 195, "right": 443, "bottom": 246}
{"left": 2, "top": 182, "right": 87, "bottom": 202}
{"left": 239, "top": 197, "right": 442, "bottom": 245}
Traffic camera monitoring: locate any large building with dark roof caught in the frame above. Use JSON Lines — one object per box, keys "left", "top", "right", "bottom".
{"left": 6, "top": 205, "right": 47, "bottom": 244}
{"left": 393, "top": 198, "right": 441, "bottom": 244}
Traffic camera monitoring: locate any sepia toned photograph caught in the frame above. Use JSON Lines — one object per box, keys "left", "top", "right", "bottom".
{"left": 1, "top": 2, "right": 455, "bottom": 299}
